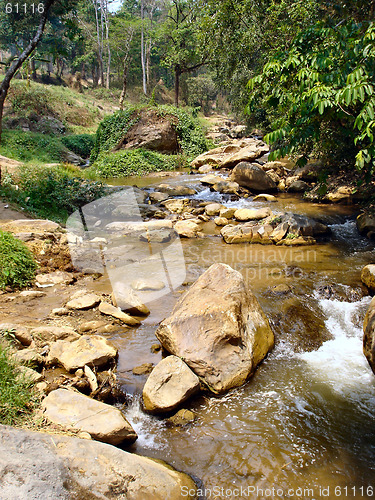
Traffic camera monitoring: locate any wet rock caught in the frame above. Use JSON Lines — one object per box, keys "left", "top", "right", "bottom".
{"left": 131, "top": 279, "right": 165, "bottom": 291}
{"left": 78, "top": 320, "right": 108, "bottom": 333}
{"left": 198, "top": 164, "right": 213, "bottom": 173}
{"left": 214, "top": 217, "right": 229, "bottom": 226}
{"left": 47, "top": 335, "right": 118, "bottom": 372}
{"left": 270, "top": 221, "right": 289, "bottom": 243}
{"left": 51, "top": 307, "right": 69, "bottom": 316}
{"left": 13, "top": 348, "right": 44, "bottom": 370}
{"left": 133, "top": 363, "right": 154, "bottom": 375}
{"left": 155, "top": 263, "right": 274, "bottom": 394}
{"left": 151, "top": 343, "right": 162, "bottom": 353}
{"left": 42, "top": 388, "right": 137, "bottom": 445}
{"left": 277, "top": 236, "right": 316, "bottom": 246}
{"left": 174, "top": 220, "right": 200, "bottom": 238}
{"left": 230, "top": 162, "right": 276, "bottom": 192}
{"left": 19, "top": 290, "right": 46, "bottom": 300}
{"left": 213, "top": 180, "right": 240, "bottom": 194}
{"left": 66, "top": 293, "right": 101, "bottom": 311}
{"left": 220, "top": 207, "right": 237, "bottom": 219}
{"left": 111, "top": 283, "right": 150, "bottom": 316}
{"left": 285, "top": 214, "right": 329, "bottom": 237}
{"left": 288, "top": 180, "right": 310, "bottom": 193}
{"left": 220, "top": 143, "right": 269, "bottom": 168}
{"left": 221, "top": 224, "right": 255, "bottom": 244}
{"left": 99, "top": 301, "right": 141, "bottom": 326}
{"left": 142, "top": 356, "right": 200, "bottom": 413}
{"left": 157, "top": 184, "right": 196, "bottom": 196}
{"left": 269, "top": 284, "right": 292, "bottom": 296}
{"left": 36, "top": 271, "right": 74, "bottom": 287}
{"left": 357, "top": 213, "right": 375, "bottom": 239}
{"left": 364, "top": 297, "right": 375, "bottom": 374}
{"left": 149, "top": 191, "right": 169, "bottom": 203}
{"left": 31, "top": 326, "right": 80, "bottom": 343}
{"left": 162, "top": 198, "right": 190, "bottom": 213}
{"left": 0, "top": 425, "right": 197, "bottom": 499}
{"left": 205, "top": 203, "right": 225, "bottom": 216}
{"left": 326, "top": 186, "right": 353, "bottom": 203}
{"left": 165, "top": 409, "right": 196, "bottom": 427}
{"left": 200, "top": 174, "right": 223, "bottom": 185}
{"left": 361, "top": 265, "right": 375, "bottom": 292}
{"left": 234, "top": 207, "right": 272, "bottom": 222}
{"left": 139, "top": 228, "right": 175, "bottom": 243}
{"left": 253, "top": 194, "right": 277, "bottom": 202}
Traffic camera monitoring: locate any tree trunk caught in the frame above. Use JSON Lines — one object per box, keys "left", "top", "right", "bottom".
{"left": 0, "top": 0, "right": 56, "bottom": 144}
{"left": 140, "top": 0, "right": 147, "bottom": 95}
{"left": 119, "top": 60, "right": 128, "bottom": 110}
{"left": 174, "top": 65, "right": 181, "bottom": 107}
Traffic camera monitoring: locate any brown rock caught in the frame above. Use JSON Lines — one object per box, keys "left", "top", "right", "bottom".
{"left": 155, "top": 263, "right": 274, "bottom": 394}
{"left": 99, "top": 301, "right": 140, "bottom": 326}
{"left": 142, "top": 356, "right": 200, "bottom": 413}
{"left": 231, "top": 162, "right": 276, "bottom": 192}
{"left": 361, "top": 265, "right": 375, "bottom": 292}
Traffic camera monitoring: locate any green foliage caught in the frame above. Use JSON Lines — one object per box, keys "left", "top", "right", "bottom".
{"left": 90, "top": 148, "right": 186, "bottom": 178}
{"left": 247, "top": 20, "right": 375, "bottom": 175}
{"left": 0, "top": 165, "right": 106, "bottom": 222}
{"left": 0, "top": 231, "right": 37, "bottom": 290}
{"left": 61, "top": 134, "right": 95, "bottom": 158}
{"left": 90, "top": 104, "right": 208, "bottom": 177}
{"left": 0, "top": 340, "right": 38, "bottom": 425}
{"left": 0, "top": 130, "right": 68, "bottom": 163}
{"left": 90, "top": 105, "right": 139, "bottom": 162}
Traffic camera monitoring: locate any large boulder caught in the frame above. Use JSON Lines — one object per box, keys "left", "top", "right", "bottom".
{"left": 234, "top": 207, "right": 272, "bottom": 222}
{"left": 0, "top": 425, "right": 198, "bottom": 499}
{"left": 364, "top": 297, "right": 375, "bottom": 374}
{"left": 156, "top": 184, "right": 196, "bottom": 196}
{"left": 47, "top": 335, "right": 118, "bottom": 371}
{"left": 155, "top": 263, "right": 274, "bottom": 394}
{"left": 220, "top": 143, "right": 269, "bottom": 168}
{"left": 230, "top": 162, "right": 276, "bottom": 192}
{"left": 174, "top": 220, "right": 200, "bottom": 238}
{"left": 42, "top": 389, "right": 137, "bottom": 445}
{"left": 357, "top": 213, "right": 375, "bottom": 239}
{"left": 142, "top": 355, "right": 200, "bottom": 413}
{"left": 113, "top": 108, "right": 179, "bottom": 153}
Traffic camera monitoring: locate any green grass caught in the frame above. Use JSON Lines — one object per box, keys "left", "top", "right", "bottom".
{"left": 0, "top": 339, "right": 38, "bottom": 425}
{"left": 0, "top": 129, "right": 69, "bottom": 164}
{"left": 0, "top": 164, "right": 106, "bottom": 223}
{"left": 88, "top": 148, "right": 187, "bottom": 178}
{"left": 0, "top": 231, "right": 38, "bottom": 290}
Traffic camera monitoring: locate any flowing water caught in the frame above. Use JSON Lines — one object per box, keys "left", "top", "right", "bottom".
{"left": 105, "top": 172, "right": 375, "bottom": 499}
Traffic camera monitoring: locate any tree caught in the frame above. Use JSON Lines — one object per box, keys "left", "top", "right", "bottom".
{"left": 158, "top": 0, "right": 208, "bottom": 106}
{"left": 247, "top": 19, "right": 375, "bottom": 175}
{"left": 0, "top": 0, "right": 57, "bottom": 142}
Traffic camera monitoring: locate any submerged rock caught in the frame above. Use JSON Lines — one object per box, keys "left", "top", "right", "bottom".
{"left": 0, "top": 425, "right": 198, "bottom": 499}
{"left": 42, "top": 388, "right": 137, "bottom": 445}
{"left": 142, "top": 355, "right": 200, "bottom": 413}
{"left": 155, "top": 263, "right": 274, "bottom": 394}
{"left": 166, "top": 409, "right": 196, "bottom": 427}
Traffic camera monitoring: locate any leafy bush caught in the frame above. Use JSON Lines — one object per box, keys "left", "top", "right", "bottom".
{"left": 0, "top": 231, "right": 37, "bottom": 290}
{"left": 0, "top": 165, "right": 106, "bottom": 222}
{"left": 62, "top": 134, "right": 95, "bottom": 158}
{"left": 0, "top": 130, "right": 68, "bottom": 163}
{"left": 90, "top": 104, "right": 209, "bottom": 176}
{"left": 247, "top": 21, "right": 375, "bottom": 176}
{"left": 90, "top": 148, "right": 185, "bottom": 178}
{"left": 0, "top": 341, "right": 38, "bottom": 425}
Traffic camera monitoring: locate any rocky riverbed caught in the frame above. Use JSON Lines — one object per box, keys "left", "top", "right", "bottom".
{"left": 1, "top": 133, "right": 375, "bottom": 498}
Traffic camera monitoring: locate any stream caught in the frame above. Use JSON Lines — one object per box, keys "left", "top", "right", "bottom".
{"left": 100, "top": 171, "right": 375, "bottom": 498}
